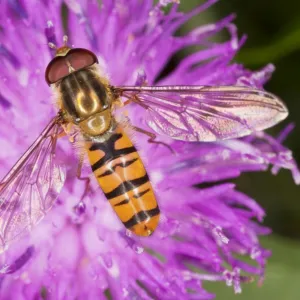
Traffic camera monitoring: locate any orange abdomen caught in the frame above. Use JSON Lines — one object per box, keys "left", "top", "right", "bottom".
{"left": 85, "top": 125, "right": 159, "bottom": 236}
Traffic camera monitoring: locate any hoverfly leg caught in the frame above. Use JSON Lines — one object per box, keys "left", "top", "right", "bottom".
{"left": 123, "top": 99, "right": 132, "bottom": 106}
{"left": 112, "top": 88, "right": 142, "bottom": 108}
{"left": 56, "top": 130, "right": 67, "bottom": 139}
{"left": 131, "top": 125, "right": 175, "bottom": 154}
{"left": 76, "top": 151, "right": 92, "bottom": 201}
{"left": 61, "top": 123, "right": 78, "bottom": 143}
{"left": 112, "top": 98, "right": 125, "bottom": 111}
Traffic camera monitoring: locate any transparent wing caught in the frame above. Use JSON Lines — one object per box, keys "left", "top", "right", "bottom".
{"left": 117, "top": 85, "right": 288, "bottom": 142}
{"left": 0, "top": 116, "right": 65, "bottom": 252}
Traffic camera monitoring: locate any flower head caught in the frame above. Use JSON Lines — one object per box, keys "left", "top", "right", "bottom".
{"left": 0, "top": 0, "right": 299, "bottom": 299}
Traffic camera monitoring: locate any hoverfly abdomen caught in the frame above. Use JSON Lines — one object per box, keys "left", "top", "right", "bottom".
{"left": 85, "top": 125, "right": 160, "bottom": 236}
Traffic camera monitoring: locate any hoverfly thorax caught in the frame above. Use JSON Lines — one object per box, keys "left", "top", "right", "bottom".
{"left": 45, "top": 43, "right": 113, "bottom": 137}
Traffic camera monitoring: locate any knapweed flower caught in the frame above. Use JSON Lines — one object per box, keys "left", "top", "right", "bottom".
{"left": 0, "top": 0, "right": 299, "bottom": 299}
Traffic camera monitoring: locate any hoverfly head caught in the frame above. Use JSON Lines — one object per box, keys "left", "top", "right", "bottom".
{"left": 45, "top": 36, "right": 98, "bottom": 85}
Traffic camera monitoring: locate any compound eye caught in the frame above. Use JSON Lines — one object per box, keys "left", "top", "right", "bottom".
{"left": 67, "top": 48, "right": 98, "bottom": 71}
{"left": 45, "top": 57, "right": 69, "bottom": 85}
{"left": 45, "top": 48, "right": 98, "bottom": 85}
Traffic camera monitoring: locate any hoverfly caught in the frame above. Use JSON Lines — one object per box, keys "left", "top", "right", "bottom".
{"left": 0, "top": 37, "right": 288, "bottom": 252}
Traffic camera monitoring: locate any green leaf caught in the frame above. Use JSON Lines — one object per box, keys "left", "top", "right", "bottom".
{"left": 237, "top": 27, "right": 300, "bottom": 66}
{"left": 204, "top": 235, "right": 300, "bottom": 300}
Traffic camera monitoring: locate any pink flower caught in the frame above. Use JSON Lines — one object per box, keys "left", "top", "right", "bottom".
{"left": 0, "top": 0, "right": 298, "bottom": 299}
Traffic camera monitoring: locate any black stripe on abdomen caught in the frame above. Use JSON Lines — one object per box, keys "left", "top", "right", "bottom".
{"left": 98, "top": 158, "right": 139, "bottom": 178}
{"left": 90, "top": 133, "right": 136, "bottom": 171}
{"left": 114, "top": 188, "right": 151, "bottom": 207}
{"left": 123, "top": 206, "right": 160, "bottom": 228}
{"left": 105, "top": 174, "right": 149, "bottom": 199}
{"left": 133, "top": 188, "right": 151, "bottom": 199}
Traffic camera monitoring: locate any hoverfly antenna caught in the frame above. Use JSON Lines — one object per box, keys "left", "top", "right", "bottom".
{"left": 48, "top": 42, "right": 57, "bottom": 50}
{"left": 63, "top": 35, "right": 68, "bottom": 47}
{"left": 49, "top": 36, "right": 71, "bottom": 57}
